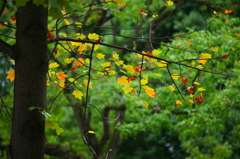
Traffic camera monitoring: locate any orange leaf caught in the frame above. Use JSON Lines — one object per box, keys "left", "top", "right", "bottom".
{"left": 6, "top": 69, "right": 15, "bottom": 81}
{"left": 3, "top": 10, "right": 8, "bottom": 14}
{"left": 195, "top": 93, "right": 203, "bottom": 103}
{"left": 74, "top": 58, "right": 84, "bottom": 67}
{"left": 213, "top": 10, "right": 220, "bottom": 15}
{"left": 225, "top": 9, "right": 234, "bottom": 14}
{"left": 56, "top": 72, "right": 67, "bottom": 80}
{"left": 145, "top": 88, "right": 157, "bottom": 98}
{"left": 175, "top": 100, "right": 182, "bottom": 105}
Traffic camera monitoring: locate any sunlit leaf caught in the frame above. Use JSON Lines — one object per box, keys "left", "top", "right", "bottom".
{"left": 64, "top": 57, "right": 75, "bottom": 64}
{"left": 115, "top": 60, "right": 124, "bottom": 66}
{"left": 88, "top": 33, "right": 99, "bottom": 40}
{"left": 49, "top": 62, "right": 59, "bottom": 69}
{"left": 166, "top": 0, "right": 174, "bottom": 6}
{"left": 123, "top": 65, "right": 135, "bottom": 74}
{"left": 96, "top": 53, "right": 105, "bottom": 59}
{"left": 83, "top": 80, "right": 93, "bottom": 89}
{"left": 168, "top": 85, "right": 175, "bottom": 92}
{"left": 6, "top": 69, "right": 15, "bottom": 81}
{"left": 122, "top": 85, "right": 133, "bottom": 94}
{"left": 145, "top": 88, "right": 157, "bottom": 98}
{"left": 225, "top": 9, "right": 234, "bottom": 14}
{"left": 141, "top": 79, "right": 148, "bottom": 85}
{"left": 118, "top": 76, "right": 129, "bottom": 86}
{"left": 197, "top": 87, "right": 206, "bottom": 91}
{"left": 171, "top": 74, "right": 180, "bottom": 80}
{"left": 101, "top": 62, "right": 111, "bottom": 67}
{"left": 72, "top": 90, "right": 84, "bottom": 100}
{"left": 175, "top": 100, "right": 182, "bottom": 105}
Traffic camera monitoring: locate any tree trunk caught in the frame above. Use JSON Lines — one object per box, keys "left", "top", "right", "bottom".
{"left": 8, "top": 1, "right": 48, "bottom": 158}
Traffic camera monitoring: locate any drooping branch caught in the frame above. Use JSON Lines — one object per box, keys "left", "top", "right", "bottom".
{"left": 0, "top": 39, "right": 14, "bottom": 59}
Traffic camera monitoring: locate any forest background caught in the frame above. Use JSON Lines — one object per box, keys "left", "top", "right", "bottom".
{"left": 0, "top": 0, "right": 240, "bottom": 159}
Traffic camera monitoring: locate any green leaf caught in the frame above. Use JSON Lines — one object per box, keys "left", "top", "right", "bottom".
{"left": 49, "top": 7, "right": 62, "bottom": 19}
{"left": 56, "top": 126, "right": 64, "bottom": 135}
{"left": 33, "top": 0, "right": 45, "bottom": 6}
{"left": 16, "top": 0, "right": 29, "bottom": 7}
{"left": 28, "top": 107, "right": 41, "bottom": 111}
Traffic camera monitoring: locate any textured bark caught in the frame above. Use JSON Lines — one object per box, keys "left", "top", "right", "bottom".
{"left": 8, "top": 1, "right": 48, "bottom": 159}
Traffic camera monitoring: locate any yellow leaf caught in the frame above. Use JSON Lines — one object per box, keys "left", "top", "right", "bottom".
{"left": 96, "top": 53, "right": 105, "bottom": 59}
{"left": 189, "top": 94, "right": 194, "bottom": 98}
{"left": 152, "top": 49, "right": 162, "bottom": 56}
{"left": 88, "top": 130, "right": 95, "bottom": 134}
{"left": 76, "top": 33, "right": 86, "bottom": 39}
{"left": 75, "top": 22, "right": 82, "bottom": 28}
{"left": 118, "top": 76, "right": 129, "bottom": 86}
{"left": 77, "top": 43, "right": 87, "bottom": 52}
{"left": 143, "top": 101, "right": 149, "bottom": 108}
{"left": 168, "top": 85, "right": 175, "bottom": 92}
{"left": 64, "top": 19, "right": 70, "bottom": 25}
{"left": 196, "top": 65, "right": 203, "bottom": 69}
{"left": 72, "top": 90, "right": 84, "bottom": 100}
{"left": 49, "top": 62, "right": 59, "bottom": 69}
{"left": 83, "top": 80, "right": 93, "bottom": 89}
{"left": 166, "top": 0, "right": 174, "bottom": 6}
{"left": 88, "top": 33, "right": 99, "bottom": 40}
{"left": 56, "top": 126, "right": 64, "bottom": 135}
{"left": 64, "top": 57, "right": 75, "bottom": 64}
{"left": 141, "top": 79, "right": 148, "bottom": 85}
{"left": 123, "top": 65, "right": 135, "bottom": 74}
{"left": 156, "top": 60, "right": 167, "bottom": 68}
{"left": 68, "top": 78, "right": 76, "bottom": 83}
{"left": 197, "top": 87, "right": 206, "bottom": 91}
{"left": 122, "top": 85, "right": 133, "bottom": 94}
{"left": 211, "top": 48, "right": 218, "bottom": 53}
{"left": 153, "top": 73, "right": 161, "bottom": 77}
{"left": 112, "top": 53, "right": 119, "bottom": 60}
{"left": 113, "top": 0, "right": 126, "bottom": 7}
{"left": 198, "top": 53, "right": 212, "bottom": 65}
{"left": 106, "top": 69, "right": 116, "bottom": 75}
{"left": 101, "top": 62, "right": 111, "bottom": 67}
{"left": 120, "top": 70, "right": 126, "bottom": 74}
{"left": 193, "top": 82, "right": 201, "bottom": 85}
{"left": 85, "top": 59, "right": 90, "bottom": 63}
{"left": 115, "top": 60, "right": 124, "bottom": 66}
{"left": 58, "top": 80, "right": 65, "bottom": 88}
{"left": 189, "top": 99, "right": 194, "bottom": 104}
{"left": 171, "top": 74, "right": 180, "bottom": 80}
{"left": 6, "top": 69, "right": 15, "bottom": 81}
{"left": 152, "top": 15, "right": 158, "bottom": 18}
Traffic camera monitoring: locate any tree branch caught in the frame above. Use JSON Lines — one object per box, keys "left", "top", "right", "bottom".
{"left": 0, "top": 39, "right": 15, "bottom": 59}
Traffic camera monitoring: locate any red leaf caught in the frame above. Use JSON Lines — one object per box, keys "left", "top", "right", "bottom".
{"left": 129, "top": 76, "right": 135, "bottom": 80}
{"left": 10, "top": 16, "right": 16, "bottom": 21}
{"left": 181, "top": 76, "right": 188, "bottom": 84}
{"left": 47, "top": 29, "right": 55, "bottom": 39}
{"left": 222, "top": 53, "right": 230, "bottom": 60}
{"left": 195, "top": 93, "right": 203, "bottom": 103}
{"left": 187, "top": 86, "right": 194, "bottom": 93}
{"left": 134, "top": 66, "right": 141, "bottom": 73}
{"left": 53, "top": 49, "right": 58, "bottom": 54}
{"left": 140, "top": 9, "right": 147, "bottom": 16}
{"left": 225, "top": 9, "right": 234, "bottom": 14}
{"left": 71, "top": 66, "right": 78, "bottom": 70}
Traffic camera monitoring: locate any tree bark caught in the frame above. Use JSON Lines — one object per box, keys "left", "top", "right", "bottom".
{"left": 8, "top": 1, "right": 48, "bottom": 159}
